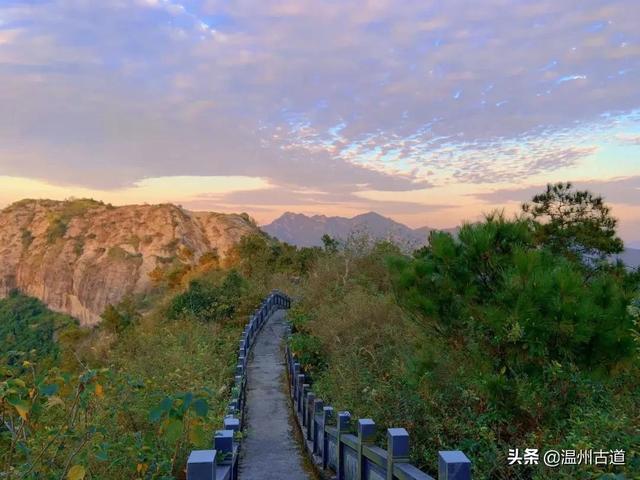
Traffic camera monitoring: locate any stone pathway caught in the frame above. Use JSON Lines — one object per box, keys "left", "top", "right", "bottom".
{"left": 238, "top": 309, "right": 312, "bottom": 480}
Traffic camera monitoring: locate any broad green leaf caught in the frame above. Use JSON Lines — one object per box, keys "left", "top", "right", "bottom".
{"left": 163, "top": 418, "right": 183, "bottom": 444}
{"left": 159, "top": 396, "right": 172, "bottom": 412}
{"left": 39, "top": 383, "right": 59, "bottom": 396}
{"left": 192, "top": 398, "right": 208, "bottom": 417}
{"left": 149, "top": 406, "right": 163, "bottom": 423}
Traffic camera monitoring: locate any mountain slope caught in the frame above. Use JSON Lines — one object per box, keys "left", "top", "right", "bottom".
{"left": 0, "top": 199, "right": 259, "bottom": 325}
{"left": 262, "top": 211, "right": 453, "bottom": 249}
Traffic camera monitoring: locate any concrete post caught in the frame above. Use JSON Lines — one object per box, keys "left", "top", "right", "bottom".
{"left": 313, "top": 399, "right": 324, "bottom": 453}
{"left": 187, "top": 450, "right": 216, "bottom": 480}
{"left": 322, "top": 406, "right": 334, "bottom": 469}
{"left": 296, "top": 374, "right": 305, "bottom": 412}
{"left": 337, "top": 411, "right": 351, "bottom": 480}
{"left": 224, "top": 417, "right": 240, "bottom": 432}
{"left": 438, "top": 451, "right": 471, "bottom": 480}
{"left": 306, "top": 392, "right": 316, "bottom": 440}
{"left": 386, "top": 428, "right": 409, "bottom": 480}
{"left": 357, "top": 419, "right": 376, "bottom": 480}
{"left": 301, "top": 384, "right": 310, "bottom": 426}
{"left": 292, "top": 363, "right": 300, "bottom": 393}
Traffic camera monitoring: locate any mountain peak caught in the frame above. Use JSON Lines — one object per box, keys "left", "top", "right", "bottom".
{"left": 262, "top": 211, "right": 435, "bottom": 249}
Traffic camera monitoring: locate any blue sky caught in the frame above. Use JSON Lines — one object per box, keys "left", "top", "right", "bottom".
{"left": 0, "top": 0, "right": 639, "bottom": 244}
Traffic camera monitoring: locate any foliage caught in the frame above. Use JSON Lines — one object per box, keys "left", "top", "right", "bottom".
{"left": 168, "top": 270, "right": 248, "bottom": 322}
{"left": 0, "top": 215, "right": 321, "bottom": 479}
{"left": 321, "top": 234, "right": 339, "bottom": 254}
{"left": 45, "top": 199, "right": 104, "bottom": 245}
{"left": 101, "top": 295, "right": 141, "bottom": 333}
{"left": 289, "top": 213, "right": 640, "bottom": 479}
{"left": 522, "top": 182, "right": 624, "bottom": 260}
{"left": 0, "top": 291, "right": 77, "bottom": 366}
{"left": 231, "top": 233, "right": 323, "bottom": 284}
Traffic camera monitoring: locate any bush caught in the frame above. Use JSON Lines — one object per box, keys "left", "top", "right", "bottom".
{"left": 169, "top": 270, "right": 248, "bottom": 322}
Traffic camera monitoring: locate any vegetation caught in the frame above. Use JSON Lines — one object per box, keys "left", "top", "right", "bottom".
{"left": 2, "top": 186, "right": 638, "bottom": 479}
{"left": 0, "top": 230, "right": 316, "bottom": 479}
{"left": 42, "top": 198, "right": 105, "bottom": 244}
{"left": 288, "top": 185, "right": 640, "bottom": 479}
{"left": 0, "top": 292, "right": 78, "bottom": 366}
{"left": 522, "top": 182, "right": 624, "bottom": 261}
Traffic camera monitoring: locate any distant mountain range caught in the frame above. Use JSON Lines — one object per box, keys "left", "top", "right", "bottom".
{"left": 262, "top": 211, "right": 640, "bottom": 269}
{"left": 262, "top": 211, "right": 453, "bottom": 250}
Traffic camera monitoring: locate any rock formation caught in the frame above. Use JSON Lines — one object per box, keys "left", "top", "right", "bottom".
{"left": 0, "top": 199, "right": 258, "bottom": 325}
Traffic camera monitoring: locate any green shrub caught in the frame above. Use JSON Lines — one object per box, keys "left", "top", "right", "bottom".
{"left": 169, "top": 270, "right": 247, "bottom": 322}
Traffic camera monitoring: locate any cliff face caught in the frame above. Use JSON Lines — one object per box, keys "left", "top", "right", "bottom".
{"left": 0, "top": 199, "right": 258, "bottom": 325}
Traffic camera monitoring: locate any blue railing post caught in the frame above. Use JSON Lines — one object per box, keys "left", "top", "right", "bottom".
{"left": 292, "top": 362, "right": 300, "bottom": 393}
{"left": 214, "top": 429, "right": 233, "bottom": 478}
{"left": 438, "top": 451, "right": 471, "bottom": 480}
{"left": 357, "top": 419, "right": 376, "bottom": 480}
{"left": 313, "top": 398, "right": 324, "bottom": 453}
{"left": 322, "top": 406, "right": 334, "bottom": 469}
{"left": 187, "top": 450, "right": 216, "bottom": 480}
{"left": 300, "top": 383, "right": 311, "bottom": 427}
{"left": 296, "top": 374, "right": 305, "bottom": 413}
{"left": 224, "top": 416, "right": 240, "bottom": 432}
{"left": 306, "top": 391, "right": 316, "bottom": 440}
{"left": 337, "top": 411, "right": 351, "bottom": 480}
{"left": 386, "top": 428, "right": 409, "bottom": 480}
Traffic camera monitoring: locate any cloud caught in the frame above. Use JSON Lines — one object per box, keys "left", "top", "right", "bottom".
{"left": 182, "top": 185, "right": 454, "bottom": 217}
{"left": 0, "top": 0, "right": 639, "bottom": 200}
{"left": 474, "top": 176, "right": 640, "bottom": 206}
{"left": 616, "top": 133, "right": 640, "bottom": 145}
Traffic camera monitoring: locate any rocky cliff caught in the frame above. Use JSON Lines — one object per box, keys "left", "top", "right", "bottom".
{"left": 0, "top": 199, "right": 259, "bottom": 325}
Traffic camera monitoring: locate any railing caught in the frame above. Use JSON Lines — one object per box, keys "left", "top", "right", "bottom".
{"left": 285, "top": 330, "right": 472, "bottom": 480}
{"left": 186, "top": 290, "right": 292, "bottom": 480}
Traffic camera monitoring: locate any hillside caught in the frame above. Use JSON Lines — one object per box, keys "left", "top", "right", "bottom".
{"left": 0, "top": 199, "right": 259, "bottom": 325}
{"left": 262, "top": 211, "right": 456, "bottom": 249}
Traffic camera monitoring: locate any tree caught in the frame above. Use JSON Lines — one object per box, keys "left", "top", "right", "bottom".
{"left": 522, "top": 182, "right": 624, "bottom": 261}
{"left": 101, "top": 295, "right": 140, "bottom": 332}
{"left": 321, "top": 234, "right": 339, "bottom": 254}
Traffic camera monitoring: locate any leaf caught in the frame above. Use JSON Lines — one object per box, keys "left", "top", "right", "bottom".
{"left": 181, "top": 392, "right": 193, "bottom": 413}
{"left": 189, "top": 424, "right": 208, "bottom": 446}
{"left": 67, "top": 465, "right": 86, "bottom": 480}
{"left": 95, "top": 450, "right": 108, "bottom": 462}
{"left": 7, "top": 397, "right": 30, "bottom": 421}
{"left": 95, "top": 383, "right": 104, "bottom": 398}
{"left": 163, "top": 418, "right": 183, "bottom": 444}
{"left": 159, "top": 396, "right": 173, "bottom": 412}
{"left": 39, "top": 383, "right": 59, "bottom": 396}
{"left": 149, "top": 406, "right": 163, "bottom": 423}
{"left": 192, "top": 398, "right": 208, "bottom": 417}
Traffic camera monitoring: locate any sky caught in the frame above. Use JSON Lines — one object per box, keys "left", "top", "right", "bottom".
{"left": 0, "top": 0, "right": 639, "bottom": 246}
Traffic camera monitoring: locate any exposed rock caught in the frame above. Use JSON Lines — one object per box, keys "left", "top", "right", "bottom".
{"left": 0, "top": 199, "right": 258, "bottom": 325}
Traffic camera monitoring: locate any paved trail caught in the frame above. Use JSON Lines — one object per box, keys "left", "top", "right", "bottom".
{"left": 239, "top": 309, "right": 312, "bottom": 480}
